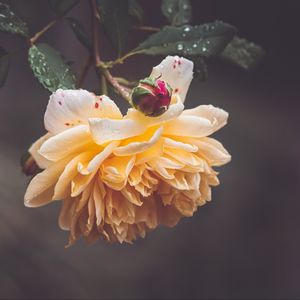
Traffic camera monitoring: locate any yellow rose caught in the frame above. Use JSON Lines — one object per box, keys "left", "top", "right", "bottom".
{"left": 24, "top": 56, "right": 231, "bottom": 245}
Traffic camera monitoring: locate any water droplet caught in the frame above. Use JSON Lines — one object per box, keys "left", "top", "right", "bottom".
{"left": 183, "top": 25, "right": 191, "bottom": 32}
{"left": 203, "top": 24, "right": 210, "bottom": 32}
{"left": 167, "top": 7, "right": 173, "bottom": 13}
{"left": 182, "top": 4, "right": 189, "bottom": 10}
{"left": 192, "top": 43, "right": 198, "bottom": 48}
{"left": 202, "top": 46, "right": 207, "bottom": 52}
{"left": 176, "top": 43, "right": 184, "bottom": 51}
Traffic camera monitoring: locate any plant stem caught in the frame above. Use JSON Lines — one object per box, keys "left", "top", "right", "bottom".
{"left": 101, "top": 75, "right": 108, "bottom": 95}
{"left": 90, "top": 0, "right": 131, "bottom": 102}
{"left": 77, "top": 55, "right": 93, "bottom": 88}
{"left": 131, "top": 25, "right": 160, "bottom": 32}
{"left": 90, "top": 0, "right": 101, "bottom": 66}
{"left": 115, "top": 77, "right": 138, "bottom": 87}
{"left": 29, "top": 15, "right": 64, "bottom": 45}
{"left": 100, "top": 67, "right": 131, "bottom": 102}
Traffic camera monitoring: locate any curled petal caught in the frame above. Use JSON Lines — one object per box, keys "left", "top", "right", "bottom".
{"left": 29, "top": 133, "right": 52, "bottom": 169}
{"left": 163, "top": 137, "right": 198, "bottom": 152}
{"left": 164, "top": 114, "right": 222, "bottom": 138}
{"left": 113, "top": 127, "right": 163, "bottom": 156}
{"left": 39, "top": 125, "right": 93, "bottom": 161}
{"left": 24, "top": 156, "right": 70, "bottom": 207}
{"left": 126, "top": 99, "right": 184, "bottom": 128}
{"left": 150, "top": 56, "right": 193, "bottom": 103}
{"left": 182, "top": 105, "right": 229, "bottom": 132}
{"left": 89, "top": 118, "right": 145, "bottom": 145}
{"left": 45, "top": 89, "right": 122, "bottom": 134}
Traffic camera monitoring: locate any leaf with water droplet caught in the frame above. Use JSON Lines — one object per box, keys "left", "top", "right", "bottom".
{"left": 28, "top": 43, "right": 76, "bottom": 92}
{"left": 134, "top": 21, "right": 236, "bottom": 57}
{"left": 0, "top": 46, "right": 9, "bottom": 87}
{"left": 129, "top": 0, "right": 144, "bottom": 24}
{"left": 0, "top": 3, "right": 28, "bottom": 36}
{"left": 220, "top": 36, "right": 265, "bottom": 70}
{"left": 189, "top": 56, "right": 208, "bottom": 81}
{"left": 96, "top": 0, "right": 129, "bottom": 57}
{"left": 48, "top": 0, "right": 79, "bottom": 15}
{"left": 161, "top": 0, "right": 192, "bottom": 26}
{"left": 67, "top": 17, "right": 92, "bottom": 51}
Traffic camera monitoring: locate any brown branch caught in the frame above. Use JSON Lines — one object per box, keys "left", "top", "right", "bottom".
{"left": 131, "top": 25, "right": 160, "bottom": 32}
{"left": 76, "top": 55, "right": 93, "bottom": 88}
{"left": 29, "top": 14, "right": 66, "bottom": 45}
{"left": 101, "top": 68, "right": 131, "bottom": 102}
{"left": 90, "top": 0, "right": 131, "bottom": 102}
{"left": 90, "top": 0, "right": 101, "bottom": 65}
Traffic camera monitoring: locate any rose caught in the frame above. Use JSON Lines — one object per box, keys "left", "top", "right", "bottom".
{"left": 24, "top": 56, "right": 231, "bottom": 245}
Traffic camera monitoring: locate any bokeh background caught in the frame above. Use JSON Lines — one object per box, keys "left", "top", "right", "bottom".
{"left": 0, "top": 0, "right": 300, "bottom": 298}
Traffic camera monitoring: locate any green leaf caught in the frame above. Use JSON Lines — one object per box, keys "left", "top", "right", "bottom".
{"left": 190, "top": 56, "right": 208, "bottom": 81}
{"left": 67, "top": 18, "right": 92, "bottom": 51}
{"left": 0, "top": 46, "right": 9, "bottom": 87}
{"left": 220, "top": 36, "right": 265, "bottom": 70}
{"left": 0, "top": 2, "right": 29, "bottom": 36}
{"left": 161, "top": 0, "right": 192, "bottom": 26}
{"left": 96, "top": 0, "right": 129, "bottom": 56}
{"left": 134, "top": 21, "right": 236, "bottom": 58}
{"left": 48, "top": 0, "right": 79, "bottom": 14}
{"left": 129, "top": 0, "right": 144, "bottom": 24}
{"left": 28, "top": 43, "right": 76, "bottom": 92}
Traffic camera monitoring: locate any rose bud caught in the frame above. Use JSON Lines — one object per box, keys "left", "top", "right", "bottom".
{"left": 131, "top": 77, "right": 173, "bottom": 117}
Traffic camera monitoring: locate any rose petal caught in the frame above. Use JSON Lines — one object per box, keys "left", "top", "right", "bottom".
{"left": 150, "top": 56, "right": 193, "bottom": 103}
{"left": 113, "top": 127, "right": 163, "bottom": 156}
{"left": 89, "top": 118, "right": 145, "bottom": 145}
{"left": 39, "top": 125, "right": 93, "bottom": 161}
{"left": 125, "top": 99, "right": 184, "bottom": 128}
{"left": 45, "top": 89, "right": 122, "bottom": 134}
{"left": 24, "top": 156, "right": 70, "bottom": 207}
{"left": 182, "top": 104, "right": 229, "bottom": 132}
{"left": 29, "top": 133, "right": 52, "bottom": 169}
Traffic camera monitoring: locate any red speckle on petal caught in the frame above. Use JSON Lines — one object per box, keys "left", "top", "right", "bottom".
{"left": 173, "top": 65, "right": 176, "bottom": 69}
{"left": 178, "top": 60, "right": 181, "bottom": 65}
{"left": 175, "top": 88, "right": 179, "bottom": 93}
{"left": 58, "top": 101, "right": 62, "bottom": 105}
{"left": 99, "top": 97, "right": 103, "bottom": 101}
{"left": 95, "top": 102, "right": 99, "bottom": 108}
{"left": 65, "top": 122, "right": 70, "bottom": 126}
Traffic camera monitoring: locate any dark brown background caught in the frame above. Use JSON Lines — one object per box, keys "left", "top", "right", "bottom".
{"left": 0, "top": 0, "right": 300, "bottom": 299}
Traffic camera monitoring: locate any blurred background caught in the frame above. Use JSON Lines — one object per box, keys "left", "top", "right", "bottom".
{"left": 0, "top": 0, "right": 300, "bottom": 298}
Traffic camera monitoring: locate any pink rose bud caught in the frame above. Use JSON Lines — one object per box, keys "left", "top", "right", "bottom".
{"left": 131, "top": 77, "right": 173, "bottom": 117}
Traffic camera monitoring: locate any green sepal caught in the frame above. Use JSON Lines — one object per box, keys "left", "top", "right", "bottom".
{"left": 131, "top": 86, "right": 152, "bottom": 107}
{"left": 139, "top": 77, "right": 156, "bottom": 87}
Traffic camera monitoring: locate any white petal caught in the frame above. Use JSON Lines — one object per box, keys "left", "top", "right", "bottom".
{"left": 39, "top": 125, "right": 92, "bottom": 161}
{"left": 125, "top": 99, "right": 184, "bottom": 128}
{"left": 182, "top": 104, "right": 229, "bottom": 132}
{"left": 150, "top": 56, "right": 193, "bottom": 103}
{"left": 89, "top": 118, "right": 145, "bottom": 145}
{"left": 113, "top": 127, "right": 163, "bottom": 156}
{"left": 164, "top": 105, "right": 228, "bottom": 138}
{"left": 45, "top": 89, "right": 122, "bottom": 134}
{"left": 28, "top": 133, "right": 52, "bottom": 169}
{"left": 164, "top": 116, "right": 214, "bottom": 137}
